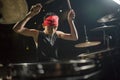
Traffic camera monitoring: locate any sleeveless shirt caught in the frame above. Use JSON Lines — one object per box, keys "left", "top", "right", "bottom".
{"left": 36, "top": 31, "right": 59, "bottom": 62}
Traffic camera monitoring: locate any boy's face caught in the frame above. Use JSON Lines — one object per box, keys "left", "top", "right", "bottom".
{"left": 44, "top": 26, "right": 58, "bottom": 34}
{"left": 42, "top": 15, "right": 59, "bottom": 34}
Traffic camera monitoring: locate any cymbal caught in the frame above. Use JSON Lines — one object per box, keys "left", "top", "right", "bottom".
{"left": 75, "top": 41, "right": 101, "bottom": 48}
{"left": 69, "top": 59, "right": 93, "bottom": 63}
{"left": 0, "top": 0, "right": 28, "bottom": 24}
{"left": 74, "top": 64, "right": 96, "bottom": 71}
{"left": 97, "top": 13, "right": 117, "bottom": 23}
{"left": 78, "top": 48, "right": 114, "bottom": 57}
{"left": 91, "top": 25, "right": 116, "bottom": 31}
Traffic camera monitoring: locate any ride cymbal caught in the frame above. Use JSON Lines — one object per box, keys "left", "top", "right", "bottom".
{"left": 75, "top": 41, "right": 101, "bottom": 48}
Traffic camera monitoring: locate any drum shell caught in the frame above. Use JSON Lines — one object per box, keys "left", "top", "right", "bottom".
{"left": 9, "top": 60, "right": 101, "bottom": 80}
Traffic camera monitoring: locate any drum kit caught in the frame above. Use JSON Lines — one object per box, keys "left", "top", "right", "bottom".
{"left": 2, "top": 13, "right": 115, "bottom": 80}
{"left": 0, "top": 3, "right": 117, "bottom": 80}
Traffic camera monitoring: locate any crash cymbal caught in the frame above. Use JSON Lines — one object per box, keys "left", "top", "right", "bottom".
{"left": 0, "top": 0, "right": 28, "bottom": 24}
{"left": 91, "top": 25, "right": 116, "bottom": 31}
{"left": 97, "top": 13, "right": 117, "bottom": 23}
{"left": 75, "top": 41, "right": 101, "bottom": 48}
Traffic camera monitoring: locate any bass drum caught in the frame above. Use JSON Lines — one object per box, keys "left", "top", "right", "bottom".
{"left": 0, "top": 0, "right": 28, "bottom": 24}
{"left": 9, "top": 59, "right": 101, "bottom": 80}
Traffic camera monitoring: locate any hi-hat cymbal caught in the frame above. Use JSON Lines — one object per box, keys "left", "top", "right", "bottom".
{"left": 78, "top": 48, "right": 114, "bottom": 58}
{"left": 91, "top": 25, "right": 116, "bottom": 31}
{"left": 75, "top": 41, "right": 101, "bottom": 48}
{"left": 97, "top": 13, "right": 117, "bottom": 23}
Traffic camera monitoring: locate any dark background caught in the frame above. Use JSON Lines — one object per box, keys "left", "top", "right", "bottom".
{"left": 0, "top": 0, "right": 120, "bottom": 80}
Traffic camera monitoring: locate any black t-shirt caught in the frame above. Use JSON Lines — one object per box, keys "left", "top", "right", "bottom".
{"left": 36, "top": 31, "right": 59, "bottom": 62}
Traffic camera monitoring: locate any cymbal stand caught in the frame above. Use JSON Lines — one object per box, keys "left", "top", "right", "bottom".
{"left": 106, "top": 33, "right": 112, "bottom": 49}
{"left": 102, "top": 30, "right": 112, "bottom": 49}
{"left": 84, "top": 25, "right": 89, "bottom": 42}
{"left": 101, "top": 23, "right": 106, "bottom": 44}
{"left": 101, "top": 23, "right": 112, "bottom": 49}
{"left": 84, "top": 25, "right": 90, "bottom": 53}
{"left": 102, "top": 31, "right": 117, "bottom": 80}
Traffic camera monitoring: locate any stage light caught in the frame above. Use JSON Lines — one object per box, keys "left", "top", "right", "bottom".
{"left": 113, "top": 0, "right": 120, "bottom": 5}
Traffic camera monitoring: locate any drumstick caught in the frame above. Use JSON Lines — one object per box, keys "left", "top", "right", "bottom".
{"left": 44, "top": 0, "right": 55, "bottom": 5}
{"left": 67, "top": 0, "right": 75, "bottom": 20}
{"left": 41, "top": 0, "right": 55, "bottom": 12}
{"left": 67, "top": 0, "right": 72, "bottom": 9}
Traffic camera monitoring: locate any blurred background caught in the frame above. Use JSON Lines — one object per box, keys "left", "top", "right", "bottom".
{"left": 0, "top": 0, "right": 120, "bottom": 80}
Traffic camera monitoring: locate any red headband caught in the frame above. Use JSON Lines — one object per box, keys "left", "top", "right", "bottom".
{"left": 43, "top": 15, "right": 59, "bottom": 27}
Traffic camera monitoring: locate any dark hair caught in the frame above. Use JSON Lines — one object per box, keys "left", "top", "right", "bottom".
{"left": 43, "top": 12, "right": 58, "bottom": 20}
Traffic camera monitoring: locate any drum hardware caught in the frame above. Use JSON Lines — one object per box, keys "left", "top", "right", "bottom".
{"left": 75, "top": 25, "right": 101, "bottom": 48}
